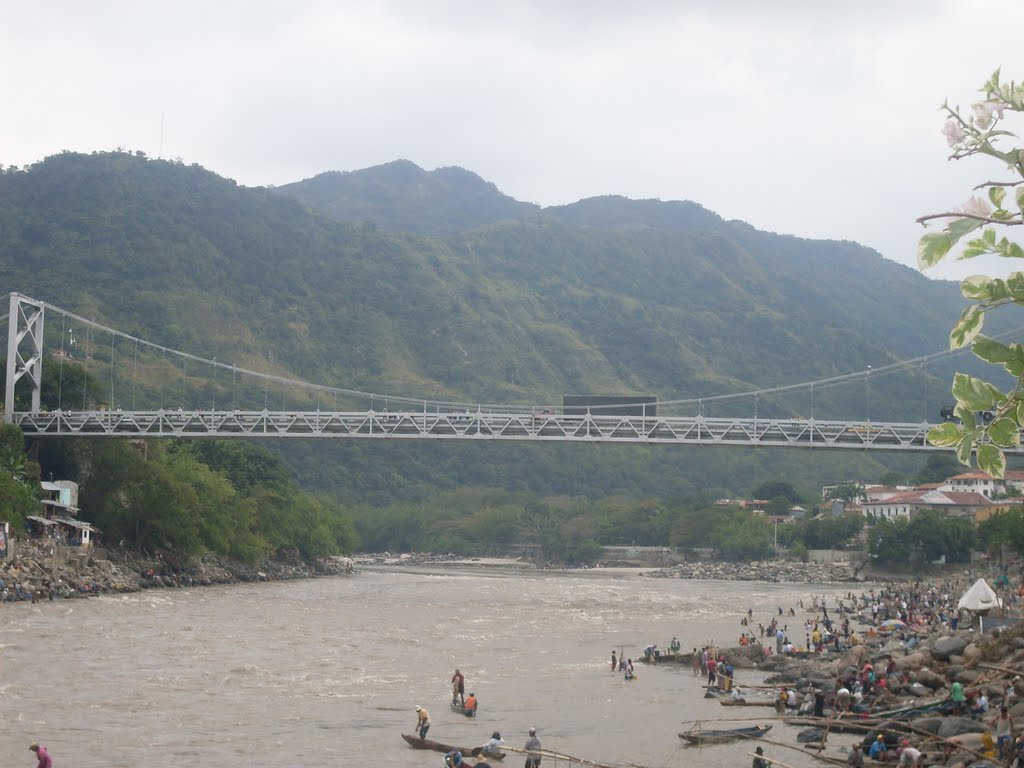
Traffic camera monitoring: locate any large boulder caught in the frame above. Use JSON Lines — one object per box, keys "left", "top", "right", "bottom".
{"left": 937, "top": 717, "right": 987, "bottom": 738}
{"left": 797, "top": 728, "right": 826, "bottom": 743}
{"left": 910, "top": 717, "right": 942, "bottom": 734}
{"left": 932, "top": 635, "right": 972, "bottom": 661}
{"left": 910, "top": 669, "right": 947, "bottom": 690}
{"left": 894, "top": 651, "right": 931, "bottom": 671}
{"left": 962, "top": 643, "right": 984, "bottom": 660}
{"left": 953, "top": 668, "right": 981, "bottom": 685}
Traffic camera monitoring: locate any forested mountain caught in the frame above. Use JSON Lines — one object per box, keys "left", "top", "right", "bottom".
{"left": 276, "top": 159, "right": 539, "bottom": 236}
{"left": 0, "top": 151, "right": 992, "bottom": 546}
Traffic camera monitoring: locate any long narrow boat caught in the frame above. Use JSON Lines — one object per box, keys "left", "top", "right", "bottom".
{"left": 451, "top": 701, "right": 477, "bottom": 717}
{"left": 402, "top": 734, "right": 506, "bottom": 760}
{"left": 678, "top": 724, "right": 773, "bottom": 745}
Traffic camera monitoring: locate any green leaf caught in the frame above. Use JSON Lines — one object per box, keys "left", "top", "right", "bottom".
{"left": 973, "top": 336, "right": 1017, "bottom": 363}
{"left": 918, "top": 232, "right": 953, "bottom": 269}
{"left": 997, "top": 239, "right": 1024, "bottom": 259}
{"left": 989, "top": 187, "right": 1007, "bottom": 209}
{"left": 962, "top": 240, "right": 992, "bottom": 260}
{"left": 977, "top": 443, "right": 1007, "bottom": 478}
{"left": 956, "top": 405, "right": 977, "bottom": 431}
{"left": 956, "top": 434, "right": 974, "bottom": 465}
{"left": 951, "top": 372, "right": 1003, "bottom": 410}
{"left": 948, "top": 217, "right": 984, "bottom": 242}
{"left": 961, "top": 275, "right": 993, "bottom": 300}
{"left": 950, "top": 305, "right": 985, "bottom": 349}
{"left": 927, "top": 422, "right": 963, "bottom": 447}
{"left": 1016, "top": 186, "right": 1024, "bottom": 214}
{"left": 1007, "top": 272, "right": 1024, "bottom": 296}
{"left": 1016, "top": 400, "right": 1024, "bottom": 426}
{"left": 988, "top": 417, "right": 1020, "bottom": 448}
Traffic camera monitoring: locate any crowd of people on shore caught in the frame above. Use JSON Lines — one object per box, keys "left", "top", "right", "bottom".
{"left": 631, "top": 571, "right": 1024, "bottom": 768}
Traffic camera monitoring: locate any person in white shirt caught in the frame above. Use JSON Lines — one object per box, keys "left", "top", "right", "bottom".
{"left": 898, "top": 747, "right": 923, "bottom": 767}
{"left": 481, "top": 732, "right": 504, "bottom": 755}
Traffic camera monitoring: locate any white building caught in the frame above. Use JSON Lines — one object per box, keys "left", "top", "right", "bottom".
{"left": 862, "top": 489, "right": 993, "bottom": 522}
{"left": 944, "top": 471, "right": 1024, "bottom": 499}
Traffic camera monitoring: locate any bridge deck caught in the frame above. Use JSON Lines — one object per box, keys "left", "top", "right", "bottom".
{"left": 7, "top": 409, "right": 996, "bottom": 451}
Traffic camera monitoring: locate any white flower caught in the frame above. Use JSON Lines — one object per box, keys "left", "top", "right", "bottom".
{"left": 942, "top": 119, "right": 966, "bottom": 147}
{"left": 972, "top": 101, "right": 1002, "bottom": 130}
{"left": 960, "top": 196, "right": 993, "bottom": 218}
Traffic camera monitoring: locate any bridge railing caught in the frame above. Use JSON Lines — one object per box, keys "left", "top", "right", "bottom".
{"left": 7, "top": 407, "right": 996, "bottom": 452}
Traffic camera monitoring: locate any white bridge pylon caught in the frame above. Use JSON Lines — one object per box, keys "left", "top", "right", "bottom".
{"left": 3, "top": 292, "right": 1020, "bottom": 452}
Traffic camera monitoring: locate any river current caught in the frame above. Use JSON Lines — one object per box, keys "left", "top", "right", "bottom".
{"left": 0, "top": 565, "right": 865, "bottom": 768}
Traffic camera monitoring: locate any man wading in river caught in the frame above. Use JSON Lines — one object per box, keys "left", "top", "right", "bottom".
{"left": 524, "top": 728, "right": 541, "bottom": 768}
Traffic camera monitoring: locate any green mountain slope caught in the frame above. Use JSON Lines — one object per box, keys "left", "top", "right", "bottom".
{"left": 0, "top": 151, "right": 986, "bottom": 506}
{"left": 276, "top": 159, "right": 539, "bottom": 236}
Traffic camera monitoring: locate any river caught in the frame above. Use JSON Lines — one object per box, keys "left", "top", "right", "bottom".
{"left": 0, "top": 565, "right": 865, "bottom": 768}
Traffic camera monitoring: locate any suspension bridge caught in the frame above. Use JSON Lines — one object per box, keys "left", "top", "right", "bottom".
{"left": 1, "top": 292, "right": 1013, "bottom": 452}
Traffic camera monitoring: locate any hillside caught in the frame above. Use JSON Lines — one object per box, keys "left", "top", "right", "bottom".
{"left": 0, "top": 151, "right": 990, "bottom": 505}
{"left": 276, "top": 159, "right": 540, "bottom": 236}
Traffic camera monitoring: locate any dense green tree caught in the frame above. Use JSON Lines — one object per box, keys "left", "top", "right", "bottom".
{"left": 711, "top": 514, "right": 774, "bottom": 561}
{"left": 0, "top": 423, "right": 39, "bottom": 528}
{"left": 752, "top": 481, "right": 802, "bottom": 504}
{"left": 796, "top": 514, "right": 864, "bottom": 549}
{"left": 868, "top": 519, "right": 911, "bottom": 564}
{"left": 977, "top": 509, "right": 1024, "bottom": 557}
{"left": 915, "top": 454, "right": 963, "bottom": 485}
{"left": 868, "top": 511, "right": 973, "bottom": 565}
{"left": 826, "top": 482, "right": 867, "bottom": 503}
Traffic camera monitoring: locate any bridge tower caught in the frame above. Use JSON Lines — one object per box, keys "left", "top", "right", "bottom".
{"left": 4, "top": 293, "right": 45, "bottom": 422}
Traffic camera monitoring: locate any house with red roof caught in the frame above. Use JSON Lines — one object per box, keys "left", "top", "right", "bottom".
{"left": 862, "top": 489, "right": 993, "bottom": 522}
{"left": 944, "top": 471, "right": 1024, "bottom": 499}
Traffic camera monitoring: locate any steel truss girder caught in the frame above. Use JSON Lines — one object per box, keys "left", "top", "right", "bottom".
{"left": 8, "top": 410, "right": 1017, "bottom": 452}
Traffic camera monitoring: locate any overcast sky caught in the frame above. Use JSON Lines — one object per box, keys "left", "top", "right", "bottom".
{"left": 3, "top": 1, "right": 1024, "bottom": 280}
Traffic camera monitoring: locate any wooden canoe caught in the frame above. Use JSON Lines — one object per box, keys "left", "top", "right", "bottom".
{"left": 678, "top": 724, "right": 773, "bottom": 745}
{"left": 402, "top": 734, "right": 505, "bottom": 760}
{"left": 451, "top": 701, "right": 477, "bottom": 717}
{"left": 719, "top": 699, "right": 777, "bottom": 708}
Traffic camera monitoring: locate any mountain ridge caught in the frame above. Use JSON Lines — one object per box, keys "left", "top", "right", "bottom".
{"left": 0, "top": 150, "right": 984, "bottom": 503}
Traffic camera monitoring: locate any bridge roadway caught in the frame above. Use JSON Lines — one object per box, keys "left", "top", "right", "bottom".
{"left": 7, "top": 408, "right": 1003, "bottom": 451}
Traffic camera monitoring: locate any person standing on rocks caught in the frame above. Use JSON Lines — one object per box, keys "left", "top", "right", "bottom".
{"left": 993, "top": 706, "right": 1014, "bottom": 758}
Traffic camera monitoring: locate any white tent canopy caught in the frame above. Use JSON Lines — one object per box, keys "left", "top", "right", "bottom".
{"left": 957, "top": 578, "right": 1002, "bottom": 612}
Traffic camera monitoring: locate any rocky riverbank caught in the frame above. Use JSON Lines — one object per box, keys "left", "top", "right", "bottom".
{"left": 673, "top": 581, "right": 1024, "bottom": 768}
{"left": 0, "top": 540, "right": 354, "bottom": 602}
{"left": 643, "top": 559, "right": 859, "bottom": 582}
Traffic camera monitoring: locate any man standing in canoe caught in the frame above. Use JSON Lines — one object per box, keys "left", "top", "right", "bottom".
{"left": 415, "top": 705, "right": 431, "bottom": 739}
{"left": 452, "top": 669, "right": 466, "bottom": 706}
